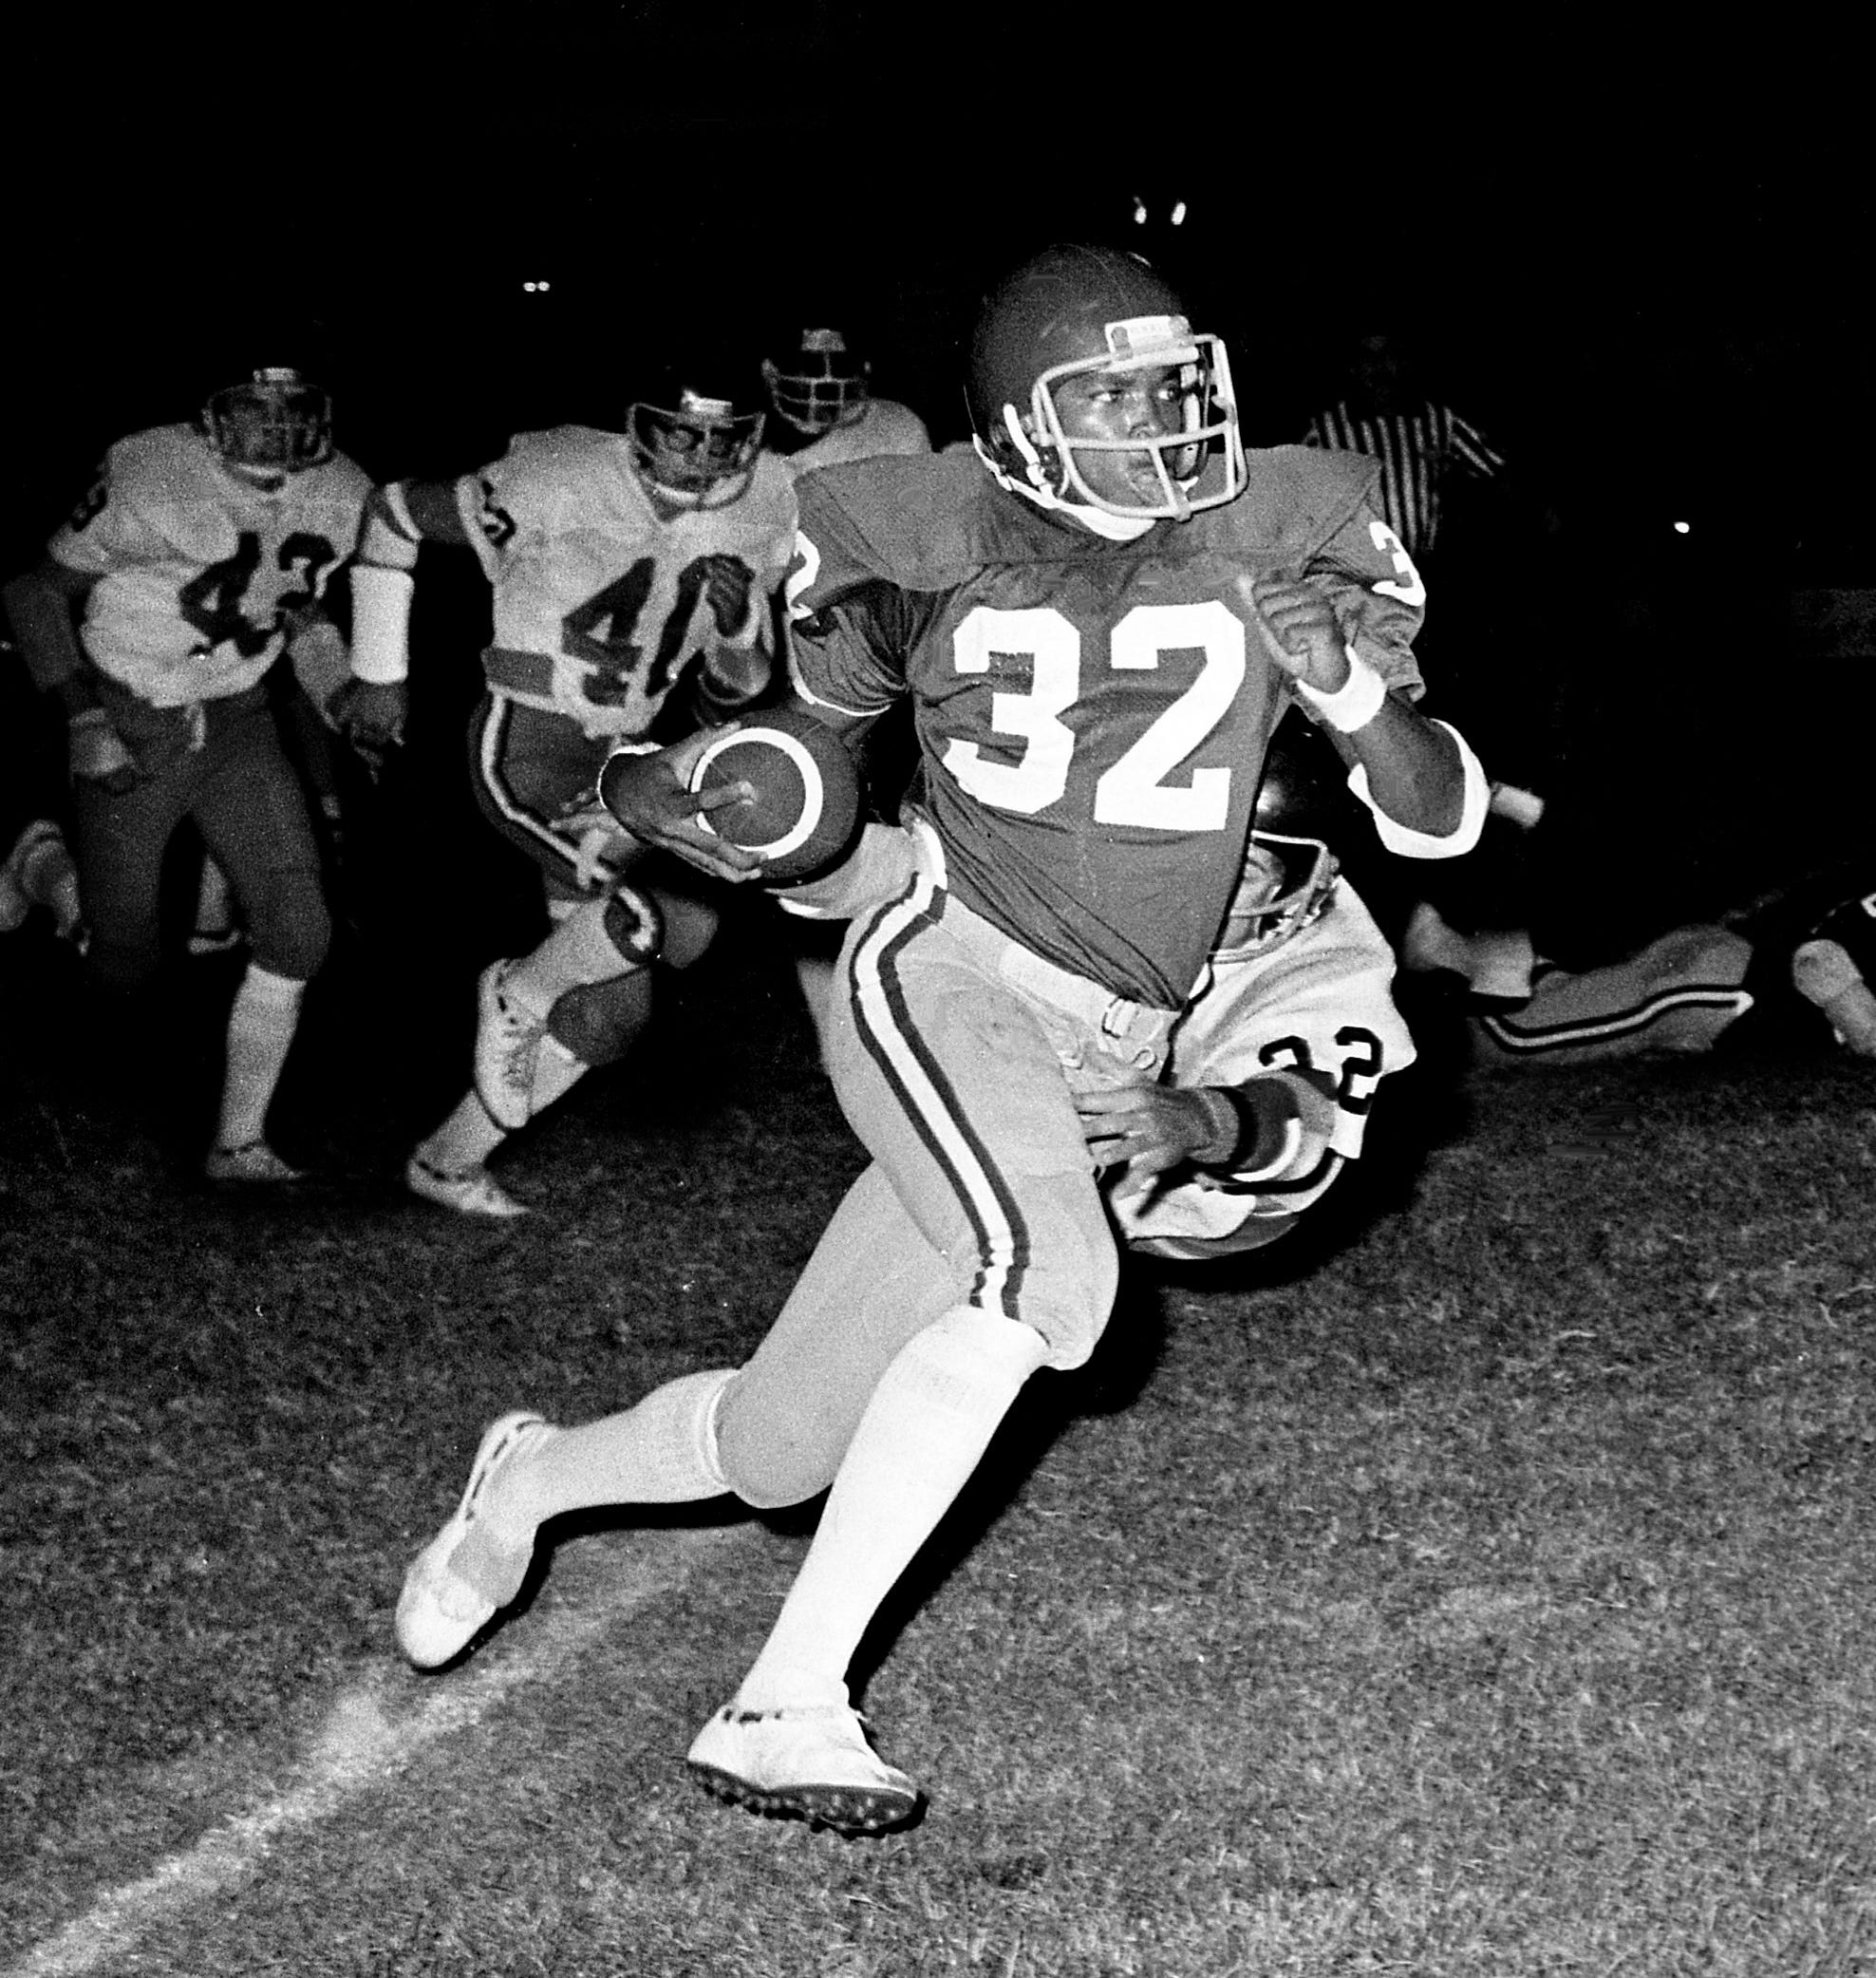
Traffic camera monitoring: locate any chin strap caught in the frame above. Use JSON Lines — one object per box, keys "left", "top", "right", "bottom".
{"left": 972, "top": 427, "right": 1159, "bottom": 542}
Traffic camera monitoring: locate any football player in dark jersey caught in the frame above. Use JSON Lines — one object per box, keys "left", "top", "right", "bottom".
{"left": 391, "top": 247, "right": 1488, "bottom": 1832}
{"left": 4, "top": 368, "right": 367, "bottom": 1181}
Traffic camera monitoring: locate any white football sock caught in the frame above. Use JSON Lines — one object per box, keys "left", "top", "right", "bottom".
{"left": 503, "top": 897, "right": 641, "bottom": 1020}
{"left": 216, "top": 963, "right": 305, "bottom": 1149}
{"left": 415, "top": 1090, "right": 508, "bottom": 1176}
{"left": 452, "top": 1368, "right": 735, "bottom": 1598}
{"left": 735, "top": 1306, "right": 1049, "bottom": 1712}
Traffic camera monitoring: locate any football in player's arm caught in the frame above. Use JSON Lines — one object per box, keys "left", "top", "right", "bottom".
{"left": 331, "top": 370, "right": 799, "bottom": 1219}
{"left": 391, "top": 246, "right": 1485, "bottom": 1836}
{"left": 3, "top": 367, "right": 368, "bottom": 1182}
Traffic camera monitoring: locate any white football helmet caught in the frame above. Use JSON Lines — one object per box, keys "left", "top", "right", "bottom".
{"left": 628, "top": 369, "right": 766, "bottom": 509}
{"left": 203, "top": 368, "right": 333, "bottom": 473}
{"left": 762, "top": 328, "right": 871, "bottom": 438}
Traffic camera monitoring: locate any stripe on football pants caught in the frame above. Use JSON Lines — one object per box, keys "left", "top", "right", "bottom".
{"left": 847, "top": 875, "right": 1033, "bottom": 1320}
{"left": 1476, "top": 985, "right": 1753, "bottom": 1056}
{"left": 474, "top": 696, "right": 599, "bottom": 889}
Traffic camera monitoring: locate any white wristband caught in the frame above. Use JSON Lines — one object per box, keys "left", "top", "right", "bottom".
{"left": 348, "top": 565, "right": 415, "bottom": 685}
{"left": 1293, "top": 651, "right": 1388, "bottom": 733}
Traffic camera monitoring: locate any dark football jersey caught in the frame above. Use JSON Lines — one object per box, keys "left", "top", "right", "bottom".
{"left": 787, "top": 447, "right": 1425, "bottom": 1008}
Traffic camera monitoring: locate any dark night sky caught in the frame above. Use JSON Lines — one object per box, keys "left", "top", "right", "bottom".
{"left": 3, "top": 8, "right": 1868, "bottom": 577}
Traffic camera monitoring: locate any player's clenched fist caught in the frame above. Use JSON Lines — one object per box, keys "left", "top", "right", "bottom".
{"left": 1238, "top": 572, "right": 1351, "bottom": 696}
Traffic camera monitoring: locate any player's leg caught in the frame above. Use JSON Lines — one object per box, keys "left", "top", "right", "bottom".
{"left": 69, "top": 750, "right": 189, "bottom": 993}
{"left": 400, "top": 1159, "right": 958, "bottom": 1670}
{"left": 1, "top": 817, "right": 84, "bottom": 943}
{"left": 67, "top": 724, "right": 195, "bottom": 1112}
{"left": 409, "top": 697, "right": 663, "bottom": 1213}
{"left": 690, "top": 883, "right": 1131, "bottom": 1829}
{"left": 1469, "top": 925, "right": 1755, "bottom": 1069}
{"left": 197, "top": 691, "right": 332, "bottom": 1181}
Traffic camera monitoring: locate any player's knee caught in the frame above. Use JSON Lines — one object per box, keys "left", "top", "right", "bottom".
{"left": 602, "top": 884, "right": 663, "bottom": 965}
{"left": 1009, "top": 1197, "right": 1119, "bottom": 1370}
{"left": 243, "top": 866, "right": 330, "bottom": 980}
{"left": 713, "top": 1368, "right": 844, "bottom": 1510}
{"left": 547, "top": 968, "right": 652, "bottom": 1066}
{"left": 653, "top": 890, "right": 719, "bottom": 970}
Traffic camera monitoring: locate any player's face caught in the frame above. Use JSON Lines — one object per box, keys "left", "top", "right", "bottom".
{"left": 1048, "top": 364, "right": 1201, "bottom": 508}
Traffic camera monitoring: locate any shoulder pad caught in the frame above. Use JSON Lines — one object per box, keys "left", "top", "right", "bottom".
{"left": 109, "top": 424, "right": 220, "bottom": 494}
{"left": 794, "top": 451, "right": 1013, "bottom": 594}
{"left": 1194, "top": 445, "right": 1380, "bottom": 560}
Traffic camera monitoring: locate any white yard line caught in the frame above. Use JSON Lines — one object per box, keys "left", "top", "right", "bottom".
{"left": 6, "top": 1524, "right": 753, "bottom": 1978}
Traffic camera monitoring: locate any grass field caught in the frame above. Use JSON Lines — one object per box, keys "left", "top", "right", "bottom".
{"left": 3, "top": 891, "right": 1875, "bottom": 1976}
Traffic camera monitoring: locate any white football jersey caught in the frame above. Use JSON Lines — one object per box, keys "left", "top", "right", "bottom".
{"left": 49, "top": 425, "right": 369, "bottom": 708}
{"left": 1105, "top": 877, "right": 1415, "bottom": 1256}
{"left": 777, "top": 398, "right": 931, "bottom": 479}
{"left": 463, "top": 426, "right": 797, "bottom": 738}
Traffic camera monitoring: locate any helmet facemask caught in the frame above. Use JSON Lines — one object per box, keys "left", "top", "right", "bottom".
{"left": 1213, "top": 830, "right": 1339, "bottom": 960}
{"left": 628, "top": 389, "right": 765, "bottom": 508}
{"left": 995, "top": 314, "right": 1244, "bottom": 523}
{"left": 763, "top": 329, "right": 870, "bottom": 437}
{"left": 204, "top": 368, "right": 333, "bottom": 476}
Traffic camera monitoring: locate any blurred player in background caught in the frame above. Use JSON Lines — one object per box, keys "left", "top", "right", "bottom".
{"left": 760, "top": 326, "right": 930, "bottom": 478}
{"left": 390, "top": 243, "right": 1486, "bottom": 1832}
{"left": 335, "top": 358, "right": 798, "bottom": 1217}
{"left": 1430, "top": 875, "right": 1876, "bottom": 1071}
{"left": 3, "top": 367, "right": 368, "bottom": 1180}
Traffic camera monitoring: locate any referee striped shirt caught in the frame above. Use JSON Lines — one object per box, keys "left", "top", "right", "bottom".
{"left": 1301, "top": 401, "right": 1505, "bottom": 562}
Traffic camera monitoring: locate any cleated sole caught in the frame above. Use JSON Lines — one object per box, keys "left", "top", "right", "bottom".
{"left": 686, "top": 1763, "right": 922, "bottom": 1837}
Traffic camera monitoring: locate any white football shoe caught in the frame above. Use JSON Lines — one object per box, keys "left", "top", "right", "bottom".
{"left": 405, "top": 1153, "right": 529, "bottom": 1219}
{"left": 205, "top": 1140, "right": 306, "bottom": 1184}
{"left": 686, "top": 1702, "right": 923, "bottom": 1835}
{"left": 396, "top": 1411, "right": 554, "bottom": 1668}
{"left": 473, "top": 961, "right": 546, "bottom": 1131}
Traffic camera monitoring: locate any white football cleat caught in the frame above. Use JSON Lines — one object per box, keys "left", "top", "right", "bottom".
{"left": 473, "top": 961, "right": 546, "bottom": 1131}
{"left": 205, "top": 1140, "right": 306, "bottom": 1184}
{"left": 405, "top": 1153, "right": 529, "bottom": 1219}
{"left": 686, "top": 1702, "right": 923, "bottom": 1835}
{"left": 396, "top": 1411, "right": 554, "bottom": 1668}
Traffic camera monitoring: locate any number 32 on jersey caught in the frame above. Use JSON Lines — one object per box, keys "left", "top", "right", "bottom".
{"left": 941, "top": 601, "right": 1247, "bottom": 831}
